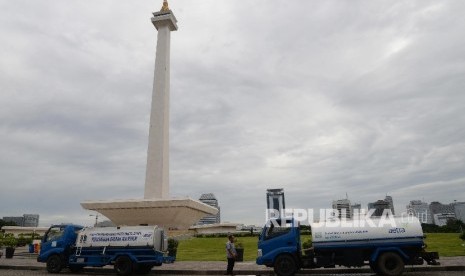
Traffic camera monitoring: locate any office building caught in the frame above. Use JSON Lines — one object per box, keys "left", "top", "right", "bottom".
{"left": 2, "top": 216, "right": 24, "bottom": 226}
{"left": 406, "top": 200, "right": 432, "bottom": 224}
{"left": 332, "top": 199, "right": 352, "bottom": 219}
{"left": 23, "top": 214, "right": 39, "bottom": 227}
{"left": 198, "top": 193, "right": 221, "bottom": 225}
{"left": 385, "top": 196, "right": 395, "bottom": 215}
{"left": 266, "top": 188, "right": 285, "bottom": 212}
{"left": 429, "top": 201, "right": 456, "bottom": 226}
{"left": 2, "top": 214, "right": 39, "bottom": 227}
{"left": 351, "top": 203, "right": 362, "bottom": 218}
{"left": 433, "top": 213, "right": 456, "bottom": 226}
{"left": 453, "top": 202, "right": 465, "bottom": 223}
{"left": 368, "top": 196, "right": 395, "bottom": 217}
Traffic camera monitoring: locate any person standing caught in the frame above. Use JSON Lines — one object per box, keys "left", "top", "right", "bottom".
{"left": 225, "top": 234, "right": 237, "bottom": 275}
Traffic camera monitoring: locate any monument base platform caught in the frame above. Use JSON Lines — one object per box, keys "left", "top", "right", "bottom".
{"left": 81, "top": 198, "right": 218, "bottom": 229}
{"left": 189, "top": 223, "right": 240, "bottom": 235}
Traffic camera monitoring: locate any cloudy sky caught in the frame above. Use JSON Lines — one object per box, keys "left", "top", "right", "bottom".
{"left": 1, "top": 0, "right": 464, "bottom": 227}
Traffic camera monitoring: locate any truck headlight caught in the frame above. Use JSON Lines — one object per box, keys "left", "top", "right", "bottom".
{"left": 257, "top": 249, "right": 262, "bottom": 257}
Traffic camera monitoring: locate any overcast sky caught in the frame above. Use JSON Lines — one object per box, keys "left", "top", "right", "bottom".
{"left": 1, "top": 0, "right": 464, "bottom": 227}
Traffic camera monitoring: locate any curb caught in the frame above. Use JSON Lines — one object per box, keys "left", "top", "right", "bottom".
{"left": 1, "top": 265, "right": 465, "bottom": 275}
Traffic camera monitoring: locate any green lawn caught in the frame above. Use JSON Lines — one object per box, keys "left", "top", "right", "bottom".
{"left": 176, "top": 236, "right": 258, "bottom": 261}
{"left": 424, "top": 233, "right": 465, "bottom": 257}
{"left": 176, "top": 233, "right": 465, "bottom": 261}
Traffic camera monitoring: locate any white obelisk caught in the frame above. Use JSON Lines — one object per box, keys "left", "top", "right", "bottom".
{"left": 145, "top": 0, "right": 178, "bottom": 199}
{"left": 81, "top": 1, "right": 218, "bottom": 229}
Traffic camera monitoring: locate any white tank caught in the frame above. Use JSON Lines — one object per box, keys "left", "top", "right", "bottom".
{"left": 75, "top": 225, "right": 166, "bottom": 251}
{"left": 311, "top": 217, "right": 424, "bottom": 244}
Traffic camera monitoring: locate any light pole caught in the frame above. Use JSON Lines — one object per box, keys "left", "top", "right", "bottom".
{"left": 89, "top": 214, "right": 99, "bottom": 227}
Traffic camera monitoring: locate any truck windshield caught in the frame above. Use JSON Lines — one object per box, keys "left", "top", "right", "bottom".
{"left": 45, "top": 226, "right": 65, "bottom": 242}
{"left": 265, "top": 223, "right": 291, "bottom": 240}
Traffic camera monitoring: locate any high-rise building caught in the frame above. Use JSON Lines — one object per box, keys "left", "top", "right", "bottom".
{"left": 266, "top": 189, "right": 285, "bottom": 212}
{"left": 384, "top": 196, "right": 395, "bottom": 215}
{"left": 368, "top": 196, "right": 395, "bottom": 217}
{"left": 198, "top": 193, "right": 220, "bottom": 225}
{"left": 351, "top": 203, "right": 362, "bottom": 218}
{"left": 372, "top": 200, "right": 390, "bottom": 217}
{"left": 406, "top": 200, "right": 432, "bottom": 224}
{"left": 332, "top": 199, "right": 352, "bottom": 219}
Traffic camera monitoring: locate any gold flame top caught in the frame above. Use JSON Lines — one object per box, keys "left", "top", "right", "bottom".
{"left": 160, "top": 0, "right": 170, "bottom": 12}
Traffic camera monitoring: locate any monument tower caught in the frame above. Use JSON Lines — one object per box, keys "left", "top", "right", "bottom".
{"left": 81, "top": 1, "right": 217, "bottom": 228}
{"left": 145, "top": 0, "right": 177, "bottom": 199}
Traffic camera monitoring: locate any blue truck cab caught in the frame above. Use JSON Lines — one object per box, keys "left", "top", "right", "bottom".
{"left": 38, "top": 224, "right": 84, "bottom": 273}
{"left": 257, "top": 218, "right": 439, "bottom": 276}
{"left": 257, "top": 219, "right": 301, "bottom": 266}
{"left": 257, "top": 218, "right": 305, "bottom": 275}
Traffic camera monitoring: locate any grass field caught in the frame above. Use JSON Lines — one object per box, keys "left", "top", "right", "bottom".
{"left": 176, "top": 236, "right": 259, "bottom": 261}
{"left": 176, "top": 233, "right": 465, "bottom": 261}
{"left": 424, "top": 233, "right": 465, "bottom": 257}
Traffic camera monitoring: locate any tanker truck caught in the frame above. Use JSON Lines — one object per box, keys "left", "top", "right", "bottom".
{"left": 37, "top": 224, "right": 174, "bottom": 275}
{"left": 256, "top": 217, "right": 439, "bottom": 276}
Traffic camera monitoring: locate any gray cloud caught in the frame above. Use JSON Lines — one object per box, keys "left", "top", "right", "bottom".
{"left": 1, "top": 0, "right": 464, "bottom": 226}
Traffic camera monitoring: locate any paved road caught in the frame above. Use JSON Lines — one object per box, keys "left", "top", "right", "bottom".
{"left": 0, "top": 270, "right": 464, "bottom": 276}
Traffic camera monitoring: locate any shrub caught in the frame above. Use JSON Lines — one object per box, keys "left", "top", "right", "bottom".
{"left": 2, "top": 233, "right": 17, "bottom": 248}
{"left": 302, "top": 237, "right": 312, "bottom": 249}
{"left": 17, "top": 234, "right": 33, "bottom": 247}
{"left": 168, "top": 238, "right": 179, "bottom": 257}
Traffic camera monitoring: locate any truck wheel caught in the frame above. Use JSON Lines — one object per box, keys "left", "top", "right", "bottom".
{"left": 46, "top": 255, "right": 63, "bottom": 273}
{"left": 114, "top": 256, "right": 134, "bottom": 276}
{"left": 377, "top": 252, "right": 404, "bottom": 276}
{"left": 274, "top": 255, "right": 297, "bottom": 276}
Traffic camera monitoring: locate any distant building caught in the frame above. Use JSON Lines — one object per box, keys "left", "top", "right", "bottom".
{"left": 2, "top": 216, "right": 23, "bottom": 226}
{"left": 385, "top": 196, "right": 395, "bottom": 215}
{"left": 2, "top": 214, "right": 39, "bottom": 227}
{"left": 266, "top": 188, "right": 285, "bottom": 212}
{"left": 351, "top": 203, "right": 361, "bottom": 218}
{"left": 433, "top": 213, "right": 456, "bottom": 226}
{"left": 198, "top": 193, "right": 221, "bottom": 225}
{"left": 453, "top": 202, "right": 465, "bottom": 223}
{"left": 332, "top": 199, "right": 352, "bottom": 219}
{"left": 406, "top": 200, "right": 432, "bottom": 224}
{"left": 429, "top": 201, "right": 454, "bottom": 215}
{"left": 23, "top": 214, "right": 39, "bottom": 227}
{"left": 372, "top": 200, "right": 390, "bottom": 217}
{"left": 368, "top": 196, "right": 395, "bottom": 217}
{"left": 429, "top": 201, "right": 456, "bottom": 226}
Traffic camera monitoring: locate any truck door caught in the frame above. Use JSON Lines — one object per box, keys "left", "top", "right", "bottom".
{"left": 257, "top": 219, "right": 298, "bottom": 265}
{"left": 41, "top": 225, "right": 67, "bottom": 255}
